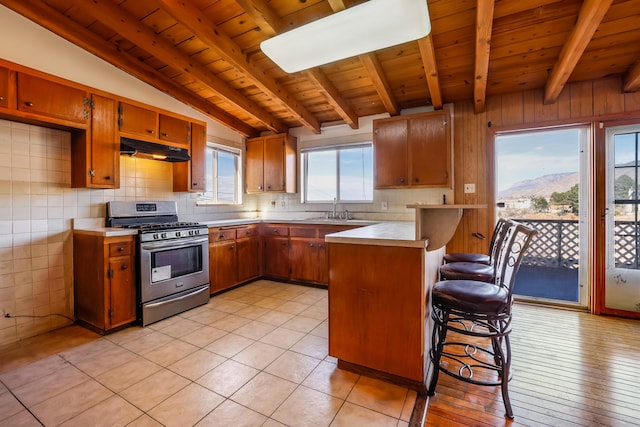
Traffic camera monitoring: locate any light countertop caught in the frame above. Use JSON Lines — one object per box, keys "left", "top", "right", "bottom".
{"left": 324, "top": 221, "right": 428, "bottom": 248}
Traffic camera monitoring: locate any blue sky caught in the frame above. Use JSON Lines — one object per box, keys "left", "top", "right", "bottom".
{"left": 496, "top": 128, "right": 581, "bottom": 192}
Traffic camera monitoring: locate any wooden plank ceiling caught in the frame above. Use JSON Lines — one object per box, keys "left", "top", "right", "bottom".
{"left": 2, "top": 0, "right": 640, "bottom": 137}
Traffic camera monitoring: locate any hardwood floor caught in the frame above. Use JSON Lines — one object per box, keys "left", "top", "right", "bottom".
{"left": 425, "top": 303, "right": 640, "bottom": 426}
{"left": 2, "top": 302, "right": 638, "bottom": 426}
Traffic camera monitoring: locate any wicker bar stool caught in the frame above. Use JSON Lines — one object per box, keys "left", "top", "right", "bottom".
{"left": 427, "top": 221, "right": 537, "bottom": 419}
{"left": 439, "top": 218, "right": 513, "bottom": 283}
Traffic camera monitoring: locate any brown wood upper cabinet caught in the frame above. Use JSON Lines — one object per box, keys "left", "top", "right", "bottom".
{"left": 17, "top": 73, "right": 89, "bottom": 125}
{"left": 245, "top": 133, "right": 297, "bottom": 194}
{"left": 118, "top": 102, "right": 158, "bottom": 139}
{"left": 159, "top": 114, "right": 190, "bottom": 146}
{"left": 173, "top": 122, "right": 206, "bottom": 192}
{"left": 71, "top": 94, "right": 119, "bottom": 189}
{"left": 373, "top": 110, "right": 452, "bottom": 189}
{"left": 0, "top": 66, "right": 10, "bottom": 109}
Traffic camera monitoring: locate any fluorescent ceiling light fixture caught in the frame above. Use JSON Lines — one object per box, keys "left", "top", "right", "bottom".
{"left": 260, "top": 0, "right": 431, "bottom": 73}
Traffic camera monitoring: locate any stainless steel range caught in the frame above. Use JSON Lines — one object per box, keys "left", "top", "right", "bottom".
{"left": 106, "top": 201, "right": 210, "bottom": 326}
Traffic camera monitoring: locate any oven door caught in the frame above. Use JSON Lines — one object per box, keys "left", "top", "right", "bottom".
{"left": 139, "top": 236, "right": 209, "bottom": 303}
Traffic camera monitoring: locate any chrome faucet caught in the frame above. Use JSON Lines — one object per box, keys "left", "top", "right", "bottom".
{"left": 332, "top": 197, "right": 337, "bottom": 219}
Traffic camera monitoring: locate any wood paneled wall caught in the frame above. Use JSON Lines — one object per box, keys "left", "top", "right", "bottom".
{"left": 447, "top": 76, "right": 640, "bottom": 255}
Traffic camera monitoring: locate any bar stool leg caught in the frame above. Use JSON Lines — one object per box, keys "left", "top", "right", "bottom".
{"left": 427, "top": 307, "right": 448, "bottom": 396}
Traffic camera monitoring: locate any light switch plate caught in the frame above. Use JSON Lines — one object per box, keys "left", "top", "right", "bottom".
{"left": 464, "top": 183, "right": 476, "bottom": 193}
{"left": 381, "top": 201, "right": 388, "bottom": 211}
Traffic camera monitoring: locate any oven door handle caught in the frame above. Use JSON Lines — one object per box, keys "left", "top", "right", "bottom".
{"left": 141, "top": 237, "right": 209, "bottom": 251}
{"left": 143, "top": 286, "right": 208, "bottom": 309}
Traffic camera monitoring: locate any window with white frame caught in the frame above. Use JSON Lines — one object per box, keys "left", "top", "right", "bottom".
{"left": 203, "top": 143, "right": 241, "bottom": 204}
{"left": 302, "top": 143, "right": 373, "bottom": 202}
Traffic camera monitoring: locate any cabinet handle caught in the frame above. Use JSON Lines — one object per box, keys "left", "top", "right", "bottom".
{"left": 118, "top": 246, "right": 125, "bottom": 252}
{"left": 147, "top": 129, "right": 155, "bottom": 134}
{"left": 105, "top": 176, "right": 111, "bottom": 180}
{"left": 0, "top": 96, "right": 4, "bottom": 101}
{"left": 121, "top": 264, "right": 128, "bottom": 270}
{"left": 192, "top": 182, "right": 198, "bottom": 187}
{"left": 162, "top": 132, "right": 169, "bottom": 137}
{"left": 267, "top": 185, "right": 271, "bottom": 190}
{"left": 258, "top": 185, "right": 263, "bottom": 190}
{"left": 414, "top": 177, "right": 419, "bottom": 183}
{"left": 230, "top": 245, "right": 235, "bottom": 250}
{"left": 399, "top": 178, "right": 405, "bottom": 183}
{"left": 24, "top": 101, "right": 34, "bottom": 107}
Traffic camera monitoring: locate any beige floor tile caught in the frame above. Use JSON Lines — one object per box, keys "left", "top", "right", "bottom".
{"left": 257, "top": 310, "right": 296, "bottom": 326}
{"left": 147, "top": 383, "right": 224, "bottom": 427}
{"left": 330, "top": 402, "right": 398, "bottom": 427}
{"left": 400, "top": 390, "right": 417, "bottom": 422}
{"left": 264, "top": 350, "right": 321, "bottom": 383}
{"left": 72, "top": 344, "right": 138, "bottom": 377}
{"left": 0, "top": 410, "right": 41, "bottom": 426}
{"left": 195, "top": 399, "right": 267, "bottom": 427}
{"left": 59, "top": 395, "right": 142, "bottom": 427}
{"left": 234, "top": 304, "right": 272, "bottom": 320}
{"left": 302, "top": 361, "right": 360, "bottom": 400}
{"left": 58, "top": 339, "right": 117, "bottom": 365}
{"left": 119, "top": 369, "right": 190, "bottom": 412}
{"left": 168, "top": 349, "right": 226, "bottom": 380}
{"left": 187, "top": 308, "right": 229, "bottom": 325}
{"left": 206, "top": 299, "right": 250, "bottom": 314}
{"left": 205, "top": 333, "right": 254, "bottom": 358}
{"left": 228, "top": 292, "right": 268, "bottom": 306}
{"left": 398, "top": 420, "right": 409, "bottom": 427}
{"left": 271, "top": 385, "right": 343, "bottom": 427}
{"left": 95, "top": 356, "right": 162, "bottom": 393}
{"left": 179, "top": 325, "right": 228, "bottom": 347}
{"left": 151, "top": 317, "right": 205, "bottom": 339}
{"left": 281, "top": 315, "right": 323, "bottom": 333}
{"left": 262, "top": 418, "right": 287, "bottom": 427}
{"left": 232, "top": 341, "right": 285, "bottom": 370}
{"left": 259, "top": 327, "right": 306, "bottom": 349}
{"left": 196, "top": 359, "right": 259, "bottom": 397}
{"left": 126, "top": 414, "right": 164, "bottom": 426}
{"left": 232, "top": 320, "right": 276, "bottom": 340}
{"left": 0, "top": 354, "right": 68, "bottom": 389}
{"left": 143, "top": 339, "right": 199, "bottom": 367}
{"left": 290, "top": 334, "right": 329, "bottom": 359}
{"left": 118, "top": 331, "right": 175, "bottom": 356}
{"left": 271, "top": 286, "right": 309, "bottom": 300}
{"left": 299, "top": 304, "right": 328, "bottom": 320}
{"left": 346, "top": 376, "right": 407, "bottom": 419}
{"left": 274, "top": 300, "right": 310, "bottom": 315}
{"left": 309, "top": 320, "right": 329, "bottom": 338}
{"left": 254, "top": 296, "right": 287, "bottom": 310}
{"left": 230, "top": 372, "right": 297, "bottom": 416}
{"left": 29, "top": 379, "right": 113, "bottom": 426}
{"left": 104, "top": 326, "right": 155, "bottom": 346}
{"left": 210, "top": 314, "right": 253, "bottom": 332}
{"left": 291, "top": 290, "right": 326, "bottom": 305}
{"left": 13, "top": 364, "right": 89, "bottom": 407}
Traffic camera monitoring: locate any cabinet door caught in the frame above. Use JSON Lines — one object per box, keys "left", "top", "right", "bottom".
{"left": 263, "top": 236, "right": 290, "bottom": 279}
{"left": 108, "top": 255, "right": 137, "bottom": 329}
{"left": 315, "top": 240, "right": 329, "bottom": 284}
{"left": 17, "top": 73, "right": 88, "bottom": 124}
{"left": 245, "top": 138, "right": 264, "bottom": 193}
{"left": 0, "top": 67, "right": 9, "bottom": 109}
{"left": 237, "top": 236, "right": 261, "bottom": 282}
{"left": 374, "top": 119, "right": 408, "bottom": 188}
{"left": 209, "top": 240, "right": 238, "bottom": 293}
{"left": 408, "top": 111, "right": 451, "bottom": 187}
{"left": 173, "top": 122, "right": 206, "bottom": 192}
{"left": 159, "top": 114, "right": 190, "bottom": 146}
{"left": 89, "top": 94, "right": 119, "bottom": 187}
{"left": 118, "top": 102, "right": 157, "bottom": 138}
{"left": 263, "top": 135, "right": 285, "bottom": 192}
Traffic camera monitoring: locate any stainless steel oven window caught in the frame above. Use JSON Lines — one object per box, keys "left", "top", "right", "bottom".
{"left": 150, "top": 245, "right": 203, "bottom": 283}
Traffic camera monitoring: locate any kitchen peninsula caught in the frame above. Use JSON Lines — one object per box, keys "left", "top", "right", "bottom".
{"left": 325, "top": 221, "right": 444, "bottom": 391}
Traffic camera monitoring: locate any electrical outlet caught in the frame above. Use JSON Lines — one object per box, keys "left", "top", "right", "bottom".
{"left": 464, "top": 183, "right": 476, "bottom": 194}
{"left": 381, "top": 201, "right": 388, "bottom": 211}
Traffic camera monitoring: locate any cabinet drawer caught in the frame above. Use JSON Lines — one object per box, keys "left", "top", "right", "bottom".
{"left": 237, "top": 225, "right": 258, "bottom": 238}
{"left": 262, "top": 225, "right": 289, "bottom": 236}
{"left": 108, "top": 241, "right": 131, "bottom": 257}
{"left": 17, "top": 73, "right": 88, "bottom": 123}
{"left": 318, "top": 225, "right": 356, "bottom": 238}
{"left": 209, "top": 228, "right": 237, "bottom": 242}
{"left": 289, "top": 226, "right": 317, "bottom": 238}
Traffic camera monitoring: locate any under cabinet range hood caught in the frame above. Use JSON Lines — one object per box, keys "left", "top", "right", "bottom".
{"left": 120, "top": 137, "right": 191, "bottom": 162}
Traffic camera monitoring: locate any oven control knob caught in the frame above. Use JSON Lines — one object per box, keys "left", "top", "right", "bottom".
{"left": 176, "top": 231, "right": 181, "bottom": 237}
{"left": 161, "top": 233, "right": 167, "bottom": 239}
{"left": 153, "top": 233, "right": 159, "bottom": 240}
{"left": 194, "top": 229, "right": 200, "bottom": 235}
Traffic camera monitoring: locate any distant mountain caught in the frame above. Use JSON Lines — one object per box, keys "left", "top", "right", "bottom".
{"left": 498, "top": 172, "right": 579, "bottom": 199}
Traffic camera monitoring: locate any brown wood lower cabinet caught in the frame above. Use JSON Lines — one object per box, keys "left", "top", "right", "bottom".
{"left": 73, "top": 233, "right": 137, "bottom": 333}
{"left": 209, "top": 225, "right": 262, "bottom": 293}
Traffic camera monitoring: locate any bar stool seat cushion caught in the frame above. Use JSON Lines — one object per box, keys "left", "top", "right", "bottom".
{"left": 443, "top": 252, "right": 490, "bottom": 265}
{"left": 432, "top": 280, "right": 509, "bottom": 314}
{"left": 439, "top": 262, "right": 494, "bottom": 282}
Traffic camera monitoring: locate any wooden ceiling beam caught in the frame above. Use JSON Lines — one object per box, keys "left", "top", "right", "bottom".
{"left": 155, "top": 0, "right": 321, "bottom": 134}
{"left": 473, "top": 0, "right": 495, "bottom": 114}
{"left": 72, "top": 0, "right": 285, "bottom": 133}
{"left": 418, "top": 36, "right": 443, "bottom": 109}
{"left": 544, "top": 0, "right": 613, "bottom": 104}
{"left": 623, "top": 60, "right": 640, "bottom": 92}
{"left": 0, "top": 0, "right": 257, "bottom": 136}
